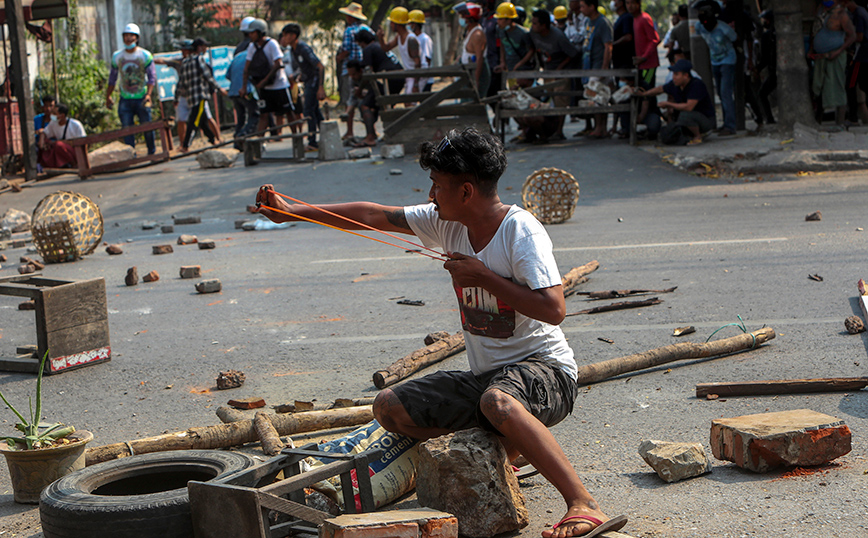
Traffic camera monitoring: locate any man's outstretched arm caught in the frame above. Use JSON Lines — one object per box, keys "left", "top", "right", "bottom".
{"left": 254, "top": 184, "right": 414, "bottom": 234}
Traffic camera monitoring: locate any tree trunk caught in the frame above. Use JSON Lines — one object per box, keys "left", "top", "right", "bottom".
{"left": 86, "top": 406, "right": 374, "bottom": 465}
{"left": 771, "top": 0, "right": 816, "bottom": 131}
{"left": 373, "top": 332, "right": 465, "bottom": 389}
{"left": 574, "top": 327, "right": 776, "bottom": 385}
{"left": 254, "top": 412, "right": 285, "bottom": 456}
{"left": 561, "top": 260, "right": 599, "bottom": 296}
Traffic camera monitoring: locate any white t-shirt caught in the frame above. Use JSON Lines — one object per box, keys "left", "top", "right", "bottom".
{"left": 415, "top": 31, "right": 435, "bottom": 85}
{"left": 44, "top": 118, "right": 86, "bottom": 141}
{"left": 245, "top": 38, "right": 290, "bottom": 90}
{"left": 404, "top": 203, "right": 577, "bottom": 380}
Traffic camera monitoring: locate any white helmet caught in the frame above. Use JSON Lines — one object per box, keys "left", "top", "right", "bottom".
{"left": 240, "top": 16, "right": 255, "bottom": 32}
{"left": 123, "top": 23, "right": 140, "bottom": 36}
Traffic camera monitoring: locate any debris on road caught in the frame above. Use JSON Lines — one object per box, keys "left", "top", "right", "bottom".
{"left": 125, "top": 267, "right": 138, "bottom": 286}
{"left": 577, "top": 287, "right": 677, "bottom": 300}
{"left": 373, "top": 331, "right": 466, "bottom": 389}
{"left": 177, "top": 234, "right": 197, "bottom": 245}
{"left": 710, "top": 409, "right": 851, "bottom": 472}
{"left": 396, "top": 299, "right": 425, "bottom": 306}
{"left": 254, "top": 412, "right": 286, "bottom": 455}
{"left": 561, "top": 260, "right": 599, "bottom": 297}
{"left": 174, "top": 216, "right": 201, "bottom": 225}
{"left": 142, "top": 221, "right": 157, "bottom": 230}
{"left": 228, "top": 397, "right": 266, "bottom": 410}
{"left": 198, "top": 240, "right": 215, "bottom": 250}
{"left": 389, "top": 169, "right": 403, "bottom": 175}
{"left": 17, "top": 263, "right": 36, "bottom": 274}
{"left": 273, "top": 397, "right": 376, "bottom": 414}
{"left": 105, "top": 244, "right": 123, "bottom": 255}
{"left": 20, "top": 256, "right": 44, "bottom": 270}
{"left": 216, "top": 406, "right": 246, "bottom": 423}
{"left": 180, "top": 265, "right": 201, "bottom": 279}
{"left": 808, "top": 273, "right": 823, "bottom": 281}
{"left": 566, "top": 297, "right": 662, "bottom": 316}
{"left": 152, "top": 245, "right": 173, "bottom": 255}
{"left": 142, "top": 270, "right": 159, "bottom": 283}
{"left": 380, "top": 144, "right": 405, "bottom": 159}
{"left": 673, "top": 326, "right": 696, "bottom": 337}
{"left": 598, "top": 337, "right": 614, "bottom": 344}
{"left": 196, "top": 149, "right": 239, "bottom": 169}
{"left": 857, "top": 279, "right": 868, "bottom": 322}
{"left": 161, "top": 225, "right": 174, "bottom": 234}
{"left": 638, "top": 440, "right": 712, "bottom": 483}
{"left": 321, "top": 510, "right": 458, "bottom": 538}
{"left": 845, "top": 315, "right": 865, "bottom": 334}
{"left": 196, "top": 279, "right": 222, "bottom": 293}
{"left": 424, "top": 331, "right": 452, "bottom": 345}
{"left": 805, "top": 211, "right": 822, "bottom": 221}
{"left": 18, "top": 299, "right": 35, "bottom": 310}
{"left": 695, "top": 377, "right": 868, "bottom": 398}
{"left": 2, "top": 208, "right": 31, "bottom": 232}
{"left": 216, "top": 369, "right": 245, "bottom": 389}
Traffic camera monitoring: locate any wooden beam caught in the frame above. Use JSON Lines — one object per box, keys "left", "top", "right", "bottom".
{"left": 695, "top": 378, "right": 868, "bottom": 398}
{"left": 383, "top": 78, "right": 469, "bottom": 138}
{"left": 506, "top": 68, "right": 637, "bottom": 80}
{"left": 6, "top": 0, "right": 37, "bottom": 180}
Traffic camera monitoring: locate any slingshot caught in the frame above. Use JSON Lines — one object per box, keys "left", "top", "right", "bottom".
{"left": 258, "top": 188, "right": 449, "bottom": 262}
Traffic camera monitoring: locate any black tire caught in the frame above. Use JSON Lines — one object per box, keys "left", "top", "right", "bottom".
{"left": 39, "top": 450, "right": 254, "bottom": 538}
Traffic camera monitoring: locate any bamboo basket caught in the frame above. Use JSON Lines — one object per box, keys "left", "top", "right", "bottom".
{"left": 521, "top": 168, "right": 580, "bottom": 224}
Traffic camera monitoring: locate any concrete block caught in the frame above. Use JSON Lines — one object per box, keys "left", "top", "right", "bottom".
{"left": 161, "top": 225, "right": 174, "bottom": 234}
{"left": 320, "top": 509, "right": 457, "bottom": 538}
{"left": 710, "top": 409, "right": 851, "bottom": 472}
{"left": 177, "top": 234, "right": 198, "bottom": 245}
{"left": 198, "top": 240, "right": 216, "bottom": 250}
{"left": 196, "top": 148, "right": 239, "bottom": 168}
{"left": 179, "top": 265, "right": 201, "bottom": 279}
{"left": 87, "top": 141, "right": 135, "bottom": 169}
{"left": 174, "top": 216, "right": 201, "bottom": 225}
{"left": 1, "top": 208, "right": 30, "bottom": 232}
{"left": 381, "top": 144, "right": 405, "bottom": 159}
{"left": 638, "top": 440, "right": 712, "bottom": 483}
{"left": 318, "top": 120, "right": 346, "bottom": 161}
{"left": 348, "top": 147, "right": 372, "bottom": 159}
{"left": 153, "top": 245, "right": 174, "bottom": 255}
{"left": 196, "top": 279, "right": 222, "bottom": 294}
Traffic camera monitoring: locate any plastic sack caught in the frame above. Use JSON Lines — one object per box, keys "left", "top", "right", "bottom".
{"left": 305, "top": 420, "right": 418, "bottom": 511}
{"left": 498, "top": 88, "right": 543, "bottom": 110}
{"left": 611, "top": 85, "right": 633, "bottom": 104}
{"left": 583, "top": 80, "right": 612, "bottom": 106}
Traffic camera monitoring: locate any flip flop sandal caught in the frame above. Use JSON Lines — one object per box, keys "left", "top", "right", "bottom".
{"left": 512, "top": 464, "right": 539, "bottom": 480}
{"left": 551, "top": 514, "right": 628, "bottom": 537}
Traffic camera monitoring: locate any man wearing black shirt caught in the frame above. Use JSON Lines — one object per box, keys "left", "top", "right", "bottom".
{"left": 634, "top": 59, "right": 715, "bottom": 145}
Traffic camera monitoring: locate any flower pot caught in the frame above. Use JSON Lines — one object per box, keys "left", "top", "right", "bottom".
{"left": 1, "top": 430, "right": 93, "bottom": 503}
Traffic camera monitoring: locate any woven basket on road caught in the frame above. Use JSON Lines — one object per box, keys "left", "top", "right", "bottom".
{"left": 31, "top": 191, "right": 103, "bottom": 262}
{"left": 521, "top": 168, "right": 580, "bottom": 224}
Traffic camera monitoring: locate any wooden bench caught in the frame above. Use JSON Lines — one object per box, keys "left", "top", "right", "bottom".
{"left": 243, "top": 131, "right": 315, "bottom": 166}
{"left": 66, "top": 119, "right": 174, "bottom": 179}
{"left": 496, "top": 68, "right": 640, "bottom": 145}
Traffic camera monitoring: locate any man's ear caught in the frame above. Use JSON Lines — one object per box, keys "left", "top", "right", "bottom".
{"left": 460, "top": 179, "right": 475, "bottom": 202}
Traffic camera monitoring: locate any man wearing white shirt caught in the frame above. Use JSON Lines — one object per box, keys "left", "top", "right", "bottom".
{"left": 38, "top": 104, "right": 86, "bottom": 169}
{"left": 242, "top": 18, "right": 297, "bottom": 135}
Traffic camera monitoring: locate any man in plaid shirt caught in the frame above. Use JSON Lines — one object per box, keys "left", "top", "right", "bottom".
{"left": 336, "top": 2, "right": 371, "bottom": 140}
{"left": 179, "top": 42, "right": 228, "bottom": 152}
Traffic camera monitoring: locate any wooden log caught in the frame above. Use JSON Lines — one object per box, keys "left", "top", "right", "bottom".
{"left": 254, "top": 412, "right": 285, "bottom": 456}
{"left": 273, "top": 396, "right": 377, "bottom": 414}
{"left": 373, "top": 332, "right": 465, "bottom": 389}
{"left": 86, "top": 406, "right": 374, "bottom": 465}
{"left": 575, "top": 327, "right": 776, "bottom": 386}
{"left": 695, "top": 377, "right": 868, "bottom": 398}
{"left": 561, "top": 260, "right": 599, "bottom": 297}
{"left": 577, "top": 287, "right": 677, "bottom": 300}
{"left": 216, "top": 406, "right": 246, "bottom": 423}
{"left": 332, "top": 397, "right": 377, "bottom": 408}
{"left": 566, "top": 297, "right": 662, "bottom": 316}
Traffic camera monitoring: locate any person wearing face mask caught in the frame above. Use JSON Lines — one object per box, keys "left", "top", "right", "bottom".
{"left": 105, "top": 23, "right": 157, "bottom": 155}
{"left": 37, "top": 103, "right": 86, "bottom": 169}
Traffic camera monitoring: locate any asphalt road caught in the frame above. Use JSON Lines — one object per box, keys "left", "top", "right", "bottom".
{"left": 1, "top": 137, "right": 866, "bottom": 537}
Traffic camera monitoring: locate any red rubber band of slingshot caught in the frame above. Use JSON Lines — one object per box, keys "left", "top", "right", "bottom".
{"left": 258, "top": 203, "right": 449, "bottom": 262}
{"left": 265, "top": 189, "right": 448, "bottom": 261}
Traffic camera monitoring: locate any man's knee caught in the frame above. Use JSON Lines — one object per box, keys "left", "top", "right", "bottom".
{"left": 373, "top": 389, "right": 406, "bottom": 432}
{"left": 479, "top": 388, "right": 517, "bottom": 429}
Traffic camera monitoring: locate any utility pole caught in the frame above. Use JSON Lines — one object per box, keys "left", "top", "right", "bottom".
{"left": 5, "top": 0, "right": 37, "bottom": 180}
{"left": 770, "top": 0, "right": 815, "bottom": 131}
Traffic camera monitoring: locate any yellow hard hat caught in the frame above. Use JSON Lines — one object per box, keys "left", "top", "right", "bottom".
{"left": 553, "top": 6, "right": 568, "bottom": 20}
{"left": 494, "top": 2, "right": 518, "bottom": 19}
{"left": 408, "top": 9, "right": 426, "bottom": 24}
{"left": 388, "top": 6, "right": 410, "bottom": 25}
{"left": 598, "top": 5, "right": 607, "bottom": 15}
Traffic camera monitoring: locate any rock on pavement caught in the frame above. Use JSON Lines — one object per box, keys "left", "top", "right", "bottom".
{"left": 638, "top": 440, "right": 712, "bottom": 483}
{"left": 196, "top": 149, "right": 239, "bottom": 168}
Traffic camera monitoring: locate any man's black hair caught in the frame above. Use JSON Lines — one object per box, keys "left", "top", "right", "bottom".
{"left": 533, "top": 9, "right": 552, "bottom": 29}
{"left": 418, "top": 128, "right": 507, "bottom": 196}
{"left": 346, "top": 59, "right": 363, "bottom": 71}
{"left": 42, "top": 95, "right": 55, "bottom": 105}
{"left": 678, "top": 4, "right": 688, "bottom": 18}
{"left": 281, "top": 23, "right": 301, "bottom": 37}
{"left": 56, "top": 103, "right": 69, "bottom": 115}
{"left": 355, "top": 29, "right": 375, "bottom": 45}
{"left": 582, "top": 0, "right": 600, "bottom": 8}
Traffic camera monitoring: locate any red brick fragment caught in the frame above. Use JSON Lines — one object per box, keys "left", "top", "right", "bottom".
{"left": 227, "top": 397, "right": 266, "bottom": 410}
{"left": 143, "top": 270, "right": 160, "bottom": 282}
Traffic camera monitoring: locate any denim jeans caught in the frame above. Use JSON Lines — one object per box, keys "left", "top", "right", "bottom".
{"left": 712, "top": 63, "right": 736, "bottom": 131}
{"left": 118, "top": 98, "right": 156, "bottom": 154}
{"left": 303, "top": 81, "right": 324, "bottom": 146}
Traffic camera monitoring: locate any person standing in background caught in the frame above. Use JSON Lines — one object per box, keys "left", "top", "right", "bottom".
{"left": 625, "top": 0, "right": 659, "bottom": 88}
{"left": 336, "top": 3, "right": 371, "bottom": 140}
{"left": 105, "top": 23, "right": 156, "bottom": 155}
{"left": 409, "top": 10, "right": 436, "bottom": 92}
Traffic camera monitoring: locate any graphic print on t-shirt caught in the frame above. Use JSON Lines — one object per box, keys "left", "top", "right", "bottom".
{"left": 455, "top": 284, "right": 515, "bottom": 338}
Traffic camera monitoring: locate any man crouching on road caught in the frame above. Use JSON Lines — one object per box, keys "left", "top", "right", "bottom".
{"left": 254, "top": 128, "right": 627, "bottom": 538}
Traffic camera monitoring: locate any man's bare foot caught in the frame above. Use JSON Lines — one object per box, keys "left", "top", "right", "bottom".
{"left": 542, "top": 507, "right": 626, "bottom": 538}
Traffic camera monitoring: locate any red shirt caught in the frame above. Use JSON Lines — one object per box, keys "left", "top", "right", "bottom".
{"left": 633, "top": 12, "right": 660, "bottom": 70}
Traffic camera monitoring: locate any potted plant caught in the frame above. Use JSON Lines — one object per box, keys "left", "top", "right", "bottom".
{"left": 0, "top": 352, "right": 92, "bottom": 503}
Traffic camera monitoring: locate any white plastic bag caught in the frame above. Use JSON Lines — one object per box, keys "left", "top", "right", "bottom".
{"left": 583, "top": 80, "right": 612, "bottom": 106}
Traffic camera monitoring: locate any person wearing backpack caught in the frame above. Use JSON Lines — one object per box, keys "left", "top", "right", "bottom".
{"left": 241, "top": 19, "right": 297, "bottom": 137}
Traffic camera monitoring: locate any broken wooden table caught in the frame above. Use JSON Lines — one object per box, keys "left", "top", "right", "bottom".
{"left": 189, "top": 444, "right": 383, "bottom": 538}
{"left": 0, "top": 274, "right": 110, "bottom": 374}
{"left": 66, "top": 120, "right": 174, "bottom": 179}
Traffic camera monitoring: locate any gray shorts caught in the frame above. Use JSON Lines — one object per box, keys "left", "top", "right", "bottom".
{"left": 391, "top": 358, "right": 578, "bottom": 435}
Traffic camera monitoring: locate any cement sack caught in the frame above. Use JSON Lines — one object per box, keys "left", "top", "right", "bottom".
{"left": 499, "top": 88, "right": 543, "bottom": 110}
{"left": 583, "top": 80, "right": 611, "bottom": 106}
{"left": 306, "top": 419, "right": 418, "bottom": 511}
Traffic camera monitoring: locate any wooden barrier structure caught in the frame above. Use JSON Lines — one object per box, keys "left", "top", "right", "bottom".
{"left": 361, "top": 65, "right": 490, "bottom": 148}
{"left": 496, "top": 68, "right": 639, "bottom": 145}
{"left": 66, "top": 119, "right": 174, "bottom": 179}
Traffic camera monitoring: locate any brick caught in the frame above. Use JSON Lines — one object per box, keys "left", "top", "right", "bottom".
{"left": 198, "top": 240, "right": 216, "bottom": 250}
{"left": 177, "top": 234, "right": 198, "bottom": 245}
{"left": 161, "top": 225, "right": 174, "bottom": 234}
{"left": 227, "top": 397, "right": 265, "bottom": 410}
{"left": 195, "top": 279, "right": 222, "bottom": 294}
{"left": 153, "top": 244, "right": 174, "bottom": 255}
{"left": 710, "top": 409, "right": 851, "bottom": 472}
{"left": 143, "top": 270, "right": 160, "bottom": 283}
{"left": 320, "top": 510, "right": 457, "bottom": 538}
{"left": 179, "top": 265, "right": 201, "bottom": 279}
{"left": 174, "top": 216, "right": 201, "bottom": 225}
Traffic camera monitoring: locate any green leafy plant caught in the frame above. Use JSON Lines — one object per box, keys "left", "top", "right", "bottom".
{"left": 0, "top": 352, "right": 74, "bottom": 450}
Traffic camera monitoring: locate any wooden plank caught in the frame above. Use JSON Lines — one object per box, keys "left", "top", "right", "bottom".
{"left": 377, "top": 89, "right": 478, "bottom": 106}
{"left": 259, "top": 459, "right": 356, "bottom": 496}
{"left": 499, "top": 104, "right": 632, "bottom": 118}
{"left": 66, "top": 120, "right": 170, "bottom": 147}
{"left": 257, "top": 491, "right": 329, "bottom": 525}
{"left": 361, "top": 65, "right": 468, "bottom": 81}
{"left": 384, "top": 79, "right": 470, "bottom": 138}
{"left": 84, "top": 153, "right": 169, "bottom": 177}
{"left": 0, "top": 357, "right": 42, "bottom": 373}
{"left": 380, "top": 104, "right": 488, "bottom": 123}
{"left": 0, "top": 283, "right": 43, "bottom": 298}
{"left": 695, "top": 377, "right": 868, "bottom": 398}
{"left": 506, "top": 68, "right": 637, "bottom": 80}
{"left": 41, "top": 278, "right": 107, "bottom": 333}
{"left": 43, "top": 319, "right": 110, "bottom": 363}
